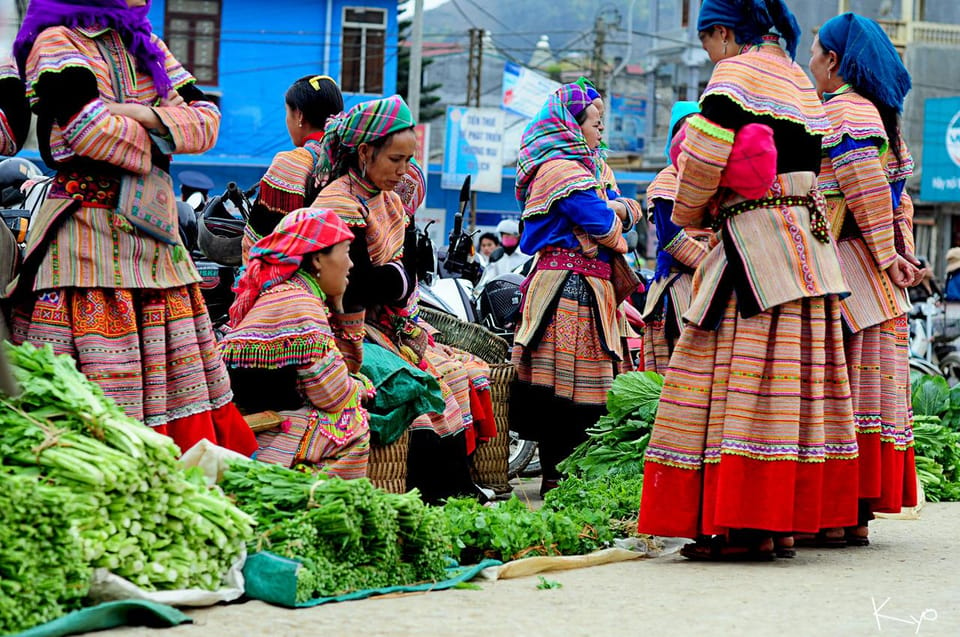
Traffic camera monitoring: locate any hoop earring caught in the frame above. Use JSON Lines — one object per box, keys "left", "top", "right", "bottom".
{"left": 827, "top": 70, "right": 832, "bottom": 80}
{"left": 360, "top": 161, "right": 367, "bottom": 179}
{"left": 722, "top": 40, "right": 728, "bottom": 55}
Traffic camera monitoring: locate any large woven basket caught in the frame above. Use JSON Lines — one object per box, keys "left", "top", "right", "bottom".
{"left": 368, "top": 429, "right": 410, "bottom": 494}
{"left": 418, "top": 307, "right": 514, "bottom": 493}
{"left": 472, "top": 362, "right": 515, "bottom": 494}
{"left": 419, "top": 306, "right": 509, "bottom": 365}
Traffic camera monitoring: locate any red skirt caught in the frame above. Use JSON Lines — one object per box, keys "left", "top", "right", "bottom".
{"left": 638, "top": 294, "right": 859, "bottom": 538}
{"left": 844, "top": 315, "right": 918, "bottom": 513}
{"left": 11, "top": 284, "right": 257, "bottom": 456}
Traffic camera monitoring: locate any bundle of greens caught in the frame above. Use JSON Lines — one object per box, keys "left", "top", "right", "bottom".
{"left": 442, "top": 474, "right": 646, "bottom": 563}
{"left": 220, "top": 460, "right": 450, "bottom": 602}
{"left": 910, "top": 375, "right": 960, "bottom": 501}
{"left": 558, "top": 372, "right": 663, "bottom": 479}
{"left": 0, "top": 473, "right": 93, "bottom": 635}
{"left": 1, "top": 342, "right": 254, "bottom": 599}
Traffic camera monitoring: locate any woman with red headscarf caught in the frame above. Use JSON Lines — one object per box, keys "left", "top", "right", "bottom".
{"left": 8, "top": 0, "right": 256, "bottom": 456}
{"left": 221, "top": 207, "right": 373, "bottom": 476}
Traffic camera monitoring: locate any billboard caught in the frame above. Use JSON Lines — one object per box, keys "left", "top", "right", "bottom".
{"left": 441, "top": 106, "right": 505, "bottom": 193}
{"left": 501, "top": 61, "right": 561, "bottom": 119}
{"left": 921, "top": 96, "right": 960, "bottom": 202}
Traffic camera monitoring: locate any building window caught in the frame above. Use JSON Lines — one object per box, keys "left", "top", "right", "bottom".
{"left": 341, "top": 7, "right": 387, "bottom": 94}
{"left": 164, "top": 0, "right": 222, "bottom": 86}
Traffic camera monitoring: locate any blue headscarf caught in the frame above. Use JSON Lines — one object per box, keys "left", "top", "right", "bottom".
{"left": 665, "top": 101, "right": 700, "bottom": 161}
{"left": 697, "top": 0, "right": 801, "bottom": 60}
{"left": 818, "top": 12, "right": 911, "bottom": 112}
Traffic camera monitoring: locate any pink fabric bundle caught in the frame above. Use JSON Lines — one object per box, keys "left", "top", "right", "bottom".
{"left": 670, "top": 122, "right": 777, "bottom": 200}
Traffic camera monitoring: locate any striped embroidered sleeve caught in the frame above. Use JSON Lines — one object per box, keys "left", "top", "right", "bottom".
{"left": 895, "top": 191, "right": 915, "bottom": 256}
{"left": 664, "top": 230, "right": 709, "bottom": 269}
{"left": 329, "top": 309, "right": 366, "bottom": 374}
{"left": 297, "top": 333, "right": 366, "bottom": 414}
{"left": 827, "top": 135, "right": 898, "bottom": 269}
{"left": 0, "top": 60, "right": 28, "bottom": 156}
{"left": 673, "top": 114, "right": 735, "bottom": 227}
{"left": 557, "top": 190, "right": 626, "bottom": 252}
{"left": 148, "top": 36, "right": 220, "bottom": 154}
{"left": 27, "top": 29, "right": 152, "bottom": 173}
{"left": 0, "top": 111, "right": 14, "bottom": 156}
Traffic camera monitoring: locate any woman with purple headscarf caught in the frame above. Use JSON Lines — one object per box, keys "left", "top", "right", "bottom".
{"left": 7, "top": 0, "right": 257, "bottom": 457}
{"left": 512, "top": 83, "right": 636, "bottom": 496}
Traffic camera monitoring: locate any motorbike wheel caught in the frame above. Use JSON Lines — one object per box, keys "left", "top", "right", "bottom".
{"left": 909, "top": 357, "right": 942, "bottom": 382}
{"left": 507, "top": 431, "right": 537, "bottom": 479}
{"left": 939, "top": 352, "right": 960, "bottom": 387}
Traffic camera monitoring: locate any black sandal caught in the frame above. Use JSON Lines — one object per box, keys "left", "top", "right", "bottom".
{"left": 793, "top": 530, "right": 847, "bottom": 548}
{"left": 680, "top": 535, "right": 776, "bottom": 562}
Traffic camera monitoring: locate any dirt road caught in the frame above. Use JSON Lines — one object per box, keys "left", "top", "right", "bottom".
{"left": 105, "top": 496, "right": 959, "bottom": 637}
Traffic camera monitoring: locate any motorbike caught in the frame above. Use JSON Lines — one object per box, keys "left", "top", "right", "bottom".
{"left": 908, "top": 292, "right": 960, "bottom": 385}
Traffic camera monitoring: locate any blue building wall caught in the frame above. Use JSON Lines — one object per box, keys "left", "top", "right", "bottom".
{"left": 142, "top": 0, "right": 399, "bottom": 195}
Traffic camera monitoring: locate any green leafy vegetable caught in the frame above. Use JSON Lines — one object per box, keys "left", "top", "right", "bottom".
{"left": 536, "top": 576, "right": 562, "bottom": 590}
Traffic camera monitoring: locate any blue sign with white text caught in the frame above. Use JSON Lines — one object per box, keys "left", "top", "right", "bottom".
{"left": 921, "top": 96, "right": 960, "bottom": 202}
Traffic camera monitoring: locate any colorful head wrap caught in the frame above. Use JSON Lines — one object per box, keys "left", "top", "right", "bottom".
{"left": 665, "top": 101, "right": 700, "bottom": 161}
{"left": 516, "top": 83, "right": 598, "bottom": 209}
{"left": 396, "top": 158, "right": 426, "bottom": 217}
{"left": 230, "top": 207, "right": 354, "bottom": 326}
{"left": 13, "top": 0, "right": 172, "bottom": 94}
{"left": 574, "top": 76, "right": 602, "bottom": 103}
{"left": 818, "top": 12, "right": 911, "bottom": 112}
{"left": 697, "top": 0, "right": 801, "bottom": 60}
{"left": 319, "top": 95, "right": 416, "bottom": 173}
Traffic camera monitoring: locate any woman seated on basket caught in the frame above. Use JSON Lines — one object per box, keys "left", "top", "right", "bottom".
{"left": 220, "top": 208, "right": 374, "bottom": 478}
{"left": 311, "top": 95, "right": 496, "bottom": 502}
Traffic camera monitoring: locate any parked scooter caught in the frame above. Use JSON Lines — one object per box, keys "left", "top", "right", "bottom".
{"left": 908, "top": 292, "right": 960, "bottom": 385}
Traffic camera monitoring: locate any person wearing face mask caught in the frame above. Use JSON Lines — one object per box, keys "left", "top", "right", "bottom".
{"left": 637, "top": 0, "right": 857, "bottom": 561}
{"left": 241, "top": 74, "right": 344, "bottom": 263}
{"left": 476, "top": 218, "right": 529, "bottom": 289}
{"left": 511, "top": 83, "right": 636, "bottom": 496}
{"left": 8, "top": 0, "right": 256, "bottom": 457}
{"left": 807, "top": 12, "right": 921, "bottom": 548}
{"left": 221, "top": 208, "right": 374, "bottom": 477}
{"left": 312, "top": 95, "right": 496, "bottom": 503}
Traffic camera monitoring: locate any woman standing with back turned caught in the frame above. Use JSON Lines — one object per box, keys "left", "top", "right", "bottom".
{"left": 637, "top": 0, "right": 858, "bottom": 560}
{"left": 808, "top": 12, "right": 920, "bottom": 546}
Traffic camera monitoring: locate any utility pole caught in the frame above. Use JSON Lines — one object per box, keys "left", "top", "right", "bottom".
{"left": 406, "top": 0, "right": 425, "bottom": 117}
{"left": 465, "top": 27, "right": 483, "bottom": 230}
{"left": 591, "top": 16, "right": 607, "bottom": 89}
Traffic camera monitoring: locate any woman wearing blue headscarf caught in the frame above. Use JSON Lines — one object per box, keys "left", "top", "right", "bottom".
{"left": 808, "top": 12, "right": 920, "bottom": 547}
{"left": 637, "top": 0, "right": 858, "bottom": 561}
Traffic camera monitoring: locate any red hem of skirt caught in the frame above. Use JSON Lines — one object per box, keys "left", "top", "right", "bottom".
{"left": 155, "top": 402, "right": 258, "bottom": 457}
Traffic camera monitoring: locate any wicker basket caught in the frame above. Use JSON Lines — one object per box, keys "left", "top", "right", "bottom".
{"left": 472, "top": 362, "right": 515, "bottom": 494}
{"left": 419, "top": 306, "right": 509, "bottom": 365}
{"left": 368, "top": 429, "right": 410, "bottom": 494}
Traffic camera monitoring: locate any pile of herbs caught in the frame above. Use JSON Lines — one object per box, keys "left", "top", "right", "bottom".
{"left": 221, "top": 460, "right": 450, "bottom": 602}
{"left": 911, "top": 374, "right": 960, "bottom": 501}
{"left": 0, "top": 342, "right": 254, "bottom": 631}
{"left": 558, "top": 372, "right": 663, "bottom": 479}
{"left": 442, "top": 474, "right": 645, "bottom": 563}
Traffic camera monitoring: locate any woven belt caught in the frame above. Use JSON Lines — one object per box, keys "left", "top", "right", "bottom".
{"left": 712, "top": 192, "right": 830, "bottom": 243}
{"left": 537, "top": 248, "right": 612, "bottom": 280}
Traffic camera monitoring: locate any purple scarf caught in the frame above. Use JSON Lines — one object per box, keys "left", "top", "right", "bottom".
{"left": 13, "top": 0, "right": 172, "bottom": 96}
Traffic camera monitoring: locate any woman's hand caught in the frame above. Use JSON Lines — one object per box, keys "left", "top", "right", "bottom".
{"left": 901, "top": 253, "right": 928, "bottom": 287}
{"left": 885, "top": 255, "right": 919, "bottom": 289}
{"left": 105, "top": 102, "right": 164, "bottom": 130}
{"left": 608, "top": 199, "right": 628, "bottom": 222}
{"left": 161, "top": 90, "right": 185, "bottom": 108}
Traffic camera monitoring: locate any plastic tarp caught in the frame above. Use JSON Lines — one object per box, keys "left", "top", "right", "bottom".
{"left": 14, "top": 600, "right": 191, "bottom": 637}
{"left": 242, "top": 552, "right": 501, "bottom": 608}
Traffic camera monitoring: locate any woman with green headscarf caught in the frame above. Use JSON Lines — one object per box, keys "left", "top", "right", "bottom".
{"left": 312, "top": 95, "right": 495, "bottom": 503}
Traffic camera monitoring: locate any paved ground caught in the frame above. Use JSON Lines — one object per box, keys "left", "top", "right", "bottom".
{"left": 105, "top": 487, "right": 959, "bottom": 637}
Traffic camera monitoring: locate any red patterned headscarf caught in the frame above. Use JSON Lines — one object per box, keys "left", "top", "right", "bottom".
{"left": 230, "top": 207, "right": 353, "bottom": 326}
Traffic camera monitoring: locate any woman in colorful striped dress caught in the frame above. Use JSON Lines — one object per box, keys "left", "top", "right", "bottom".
{"left": 0, "top": 58, "right": 29, "bottom": 156}
{"left": 312, "top": 96, "right": 494, "bottom": 502}
{"left": 241, "top": 75, "right": 343, "bottom": 263}
{"left": 512, "top": 83, "right": 636, "bottom": 496}
{"left": 642, "top": 102, "right": 711, "bottom": 373}
{"left": 8, "top": 0, "right": 256, "bottom": 456}
{"left": 637, "top": 0, "right": 859, "bottom": 560}
{"left": 808, "top": 12, "right": 921, "bottom": 545}
{"left": 220, "top": 208, "right": 372, "bottom": 478}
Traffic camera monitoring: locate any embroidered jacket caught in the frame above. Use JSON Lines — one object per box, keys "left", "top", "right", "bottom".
{"left": 0, "top": 58, "right": 29, "bottom": 156}
{"left": 16, "top": 25, "right": 220, "bottom": 292}
{"left": 673, "top": 43, "right": 848, "bottom": 328}
{"left": 818, "top": 89, "right": 914, "bottom": 332}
